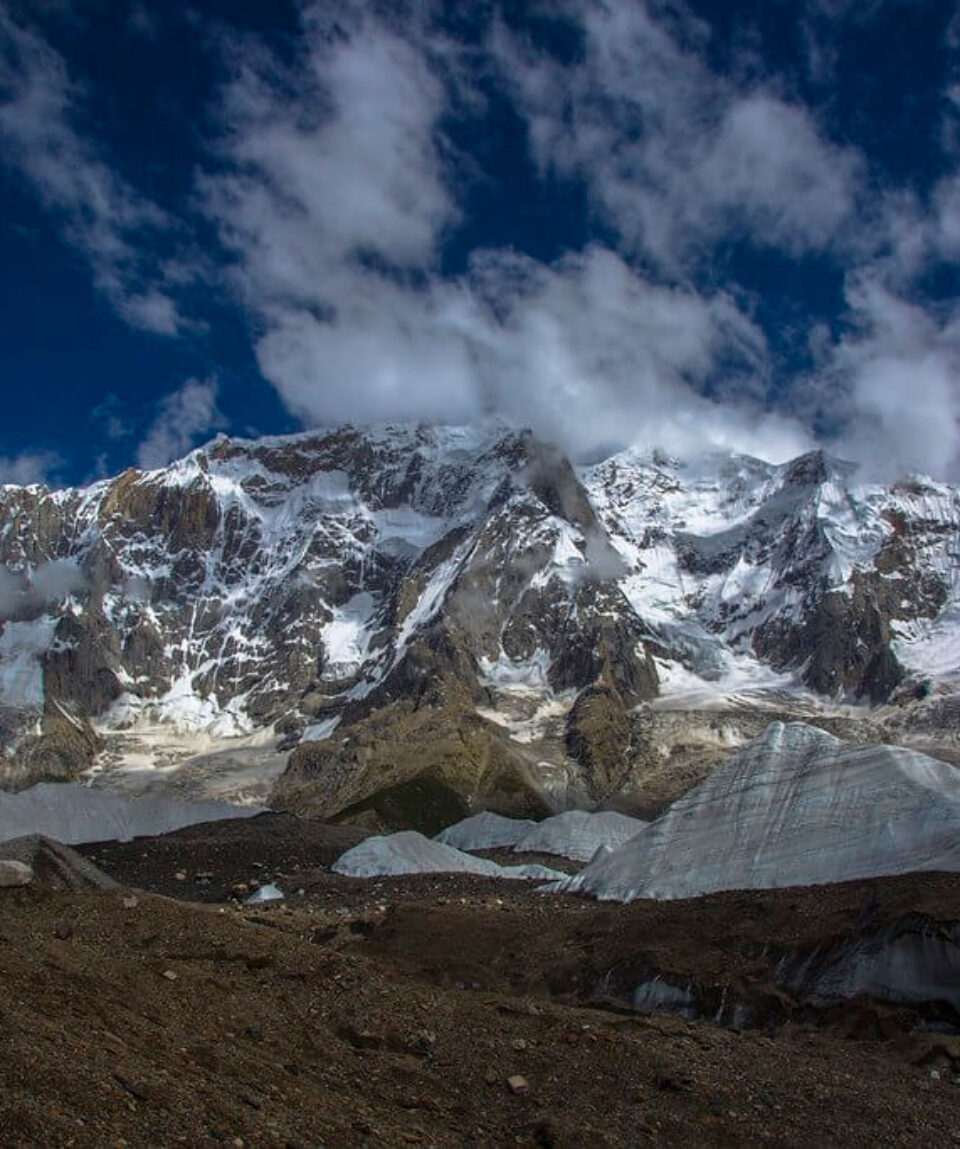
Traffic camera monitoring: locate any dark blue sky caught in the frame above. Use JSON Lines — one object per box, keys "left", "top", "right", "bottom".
{"left": 1, "top": 0, "right": 959, "bottom": 484}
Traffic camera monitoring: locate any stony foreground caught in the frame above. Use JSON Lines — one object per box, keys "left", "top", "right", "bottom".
{"left": 2, "top": 819, "right": 960, "bottom": 1146}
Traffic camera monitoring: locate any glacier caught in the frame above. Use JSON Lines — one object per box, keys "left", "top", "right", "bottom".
{"left": 331, "top": 831, "right": 564, "bottom": 881}
{"left": 435, "top": 811, "right": 537, "bottom": 850}
{"left": 0, "top": 782, "right": 264, "bottom": 846}
{"left": 558, "top": 722, "right": 960, "bottom": 901}
{"left": 512, "top": 810, "right": 647, "bottom": 862}
{"left": 435, "top": 810, "right": 647, "bottom": 861}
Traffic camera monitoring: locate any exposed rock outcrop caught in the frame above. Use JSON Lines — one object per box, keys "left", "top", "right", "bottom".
{"left": 2, "top": 424, "right": 960, "bottom": 820}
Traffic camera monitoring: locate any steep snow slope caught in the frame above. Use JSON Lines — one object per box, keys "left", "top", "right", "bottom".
{"left": 559, "top": 723, "right": 960, "bottom": 901}
{"left": 584, "top": 450, "right": 960, "bottom": 699}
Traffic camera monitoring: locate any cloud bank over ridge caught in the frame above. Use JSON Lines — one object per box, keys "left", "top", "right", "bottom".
{"left": 2, "top": 2, "right": 960, "bottom": 477}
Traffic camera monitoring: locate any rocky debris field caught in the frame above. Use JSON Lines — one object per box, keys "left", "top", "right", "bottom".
{"left": 0, "top": 815, "right": 953, "bottom": 1145}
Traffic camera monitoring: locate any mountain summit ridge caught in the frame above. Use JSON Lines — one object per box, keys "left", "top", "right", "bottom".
{"left": 1, "top": 423, "right": 959, "bottom": 824}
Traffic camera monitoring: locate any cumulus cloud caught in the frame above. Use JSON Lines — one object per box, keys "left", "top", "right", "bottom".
{"left": 137, "top": 378, "right": 225, "bottom": 469}
{"left": 195, "top": 2, "right": 811, "bottom": 463}
{"left": 3, "top": 1, "right": 960, "bottom": 480}
{"left": 493, "top": 2, "right": 863, "bottom": 271}
{"left": 819, "top": 278, "right": 960, "bottom": 479}
{"left": 0, "top": 10, "right": 186, "bottom": 334}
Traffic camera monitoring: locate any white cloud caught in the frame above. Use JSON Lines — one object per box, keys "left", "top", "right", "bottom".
{"left": 809, "top": 277, "right": 960, "bottom": 479}
{"left": 0, "top": 449, "right": 62, "bottom": 486}
{"left": 0, "top": 11, "right": 186, "bottom": 334}
{"left": 0, "top": 557, "right": 87, "bottom": 620}
{"left": 464, "top": 246, "right": 808, "bottom": 461}
{"left": 194, "top": 4, "right": 811, "bottom": 464}
{"left": 493, "top": 2, "right": 863, "bottom": 272}
{"left": 202, "top": 9, "right": 455, "bottom": 300}
{"left": 4, "top": 1, "right": 958, "bottom": 481}
{"left": 137, "top": 378, "right": 224, "bottom": 469}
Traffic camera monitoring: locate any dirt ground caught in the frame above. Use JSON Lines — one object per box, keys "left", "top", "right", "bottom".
{"left": 0, "top": 816, "right": 958, "bottom": 1146}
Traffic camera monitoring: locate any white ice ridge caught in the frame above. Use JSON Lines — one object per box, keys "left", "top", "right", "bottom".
{"left": 331, "top": 831, "right": 564, "bottom": 881}
{"left": 435, "top": 809, "right": 647, "bottom": 862}
{"left": 434, "top": 811, "right": 536, "bottom": 850}
{"left": 0, "top": 782, "right": 264, "bottom": 845}
{"left": 514, "top": 810, "right": 648, "bottom": 862}
{"left": 557, "top": 722, "right": 960, "bottom": 902}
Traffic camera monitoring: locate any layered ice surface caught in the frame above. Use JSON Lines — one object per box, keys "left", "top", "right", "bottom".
{"left": 558, "top": 722, "right": 960, "bottom": 902}
{"left": 514, "top": 810, "right": 647, "bottom": 862}
{"left": 436, "top": 810, "right": 647, "bottom": 861}
{"left": 435, "top": 811, "right": 536, "bottom": 851}
{"left": 0, "top": 782, "right": 263, "bottom": 845}
{"left": 332, "top": 831, "right": 564, "bottom": 881}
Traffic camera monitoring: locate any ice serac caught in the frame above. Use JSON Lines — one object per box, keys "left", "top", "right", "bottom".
{"left": 435, "top": 811, "right": 537, "bottom": 850}
{"left": 560, "top": 723, "right": 960, "bottom": 902}
{"left": 434, "top": 809, "right": 646, "bottom": 860}
{"left": 331, "top": 830, "right": 563, "bottom": 881}
{"left": 513, "top": 810, "right": 647, "bottom": 862}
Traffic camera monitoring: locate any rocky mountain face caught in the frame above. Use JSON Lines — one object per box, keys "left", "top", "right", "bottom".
{"left": 1, "top": 423, "right": 959, "bottom": 829}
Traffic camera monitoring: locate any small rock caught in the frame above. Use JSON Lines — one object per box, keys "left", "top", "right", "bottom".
{"left": 54, "top": 919, "right": 75, "bottom": 941}
{"left": 121, "top": 895, "right": 139, "bottom": 909}
{"left": 174, "top": 871, "right": 187, "bottom": 882}
{"left": 0, "top": 860, "right": 33, "bottom": 888}
{"left": 161, "top": 969, "right": 178, "bottom": 982}
{"left": 653, "top": 1068, "right": 692, "bottom": 1093}
{"left": 484, "top": 1069, "right": 498, "bottom": 1086}
{"left": 507, "top": 1075, "right": 530, "bottom": 1096}
{"left": 512, "top": 1039, "right": 528, "bottom": 1052}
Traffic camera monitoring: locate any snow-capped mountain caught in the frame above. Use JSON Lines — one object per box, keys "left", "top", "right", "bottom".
{"left": 2, "top": 423, "right": 960, "bottom": 827}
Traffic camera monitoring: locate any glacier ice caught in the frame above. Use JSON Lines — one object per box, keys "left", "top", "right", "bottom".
{"left": 558, "top": 722, "right": 960, "bottom": 901}
{"left": 434, "top": 812, "right": 537, "bottom": 850}
{"left": 513, "top": 810, "right": 647, "bottom": 862}
{"left": 332, "top": 831, "right": 564, "bottom": 881}
{"left": 435, "top": 809, "right": 647, "bottom": 862}
{"left": 244, "top": 882, "right": 284, "bottom": 904}
{"left": 0, "top": 782, "right": 264, "bottom": 846}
